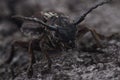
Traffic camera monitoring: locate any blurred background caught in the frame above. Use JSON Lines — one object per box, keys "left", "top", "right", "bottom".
{"left": 0, "top": 0, "right": 120, "bottom": 79}
{"left": 0, "top": 0, "right": 120, "bottom": 49}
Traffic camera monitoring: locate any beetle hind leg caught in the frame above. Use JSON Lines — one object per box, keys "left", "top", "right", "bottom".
{"left": 5, "top": 40, "right": 29, "bottom": 64}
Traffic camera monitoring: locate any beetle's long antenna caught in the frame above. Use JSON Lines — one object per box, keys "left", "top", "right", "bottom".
{"left": 73, "top": 0, "right": 112, "bottom": 25}
{"left": 12, "top": 15, "right": 57, "bottom": 31}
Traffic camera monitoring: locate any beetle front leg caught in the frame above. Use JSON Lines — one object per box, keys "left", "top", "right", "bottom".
{"left": 76, "top": 26, "right": 103, "bottom": 47}
{"left": 88, "top": 28, "right": 102, "bottom": 47}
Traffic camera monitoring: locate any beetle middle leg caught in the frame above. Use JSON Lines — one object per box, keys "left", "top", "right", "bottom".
{"left": 43, "top": 50, "right": 52, "bottom": 69}
{"left": 27, "top": 40, "right": 36, "bottom": 77}
{"left": 39, "top": 36, "right": 52, "bottom": 74}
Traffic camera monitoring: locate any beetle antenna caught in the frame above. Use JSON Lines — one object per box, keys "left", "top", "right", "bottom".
{"left": 73, "top": 0, "right": 112, "bottom": 25}
{"left": 12, "top": 15, "right": 57, "bottom": 31}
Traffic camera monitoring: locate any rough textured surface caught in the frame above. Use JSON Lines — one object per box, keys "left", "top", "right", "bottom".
{"left": 0, "top": 0, "right": 120, "bottom": 80}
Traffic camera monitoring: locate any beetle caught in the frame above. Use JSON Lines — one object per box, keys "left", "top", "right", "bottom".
{"left": 5, "top": 0, "right": 111, "bottom": 77}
